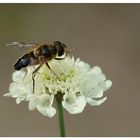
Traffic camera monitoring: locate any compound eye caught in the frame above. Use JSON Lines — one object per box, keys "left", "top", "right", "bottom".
{"left": 54, "top": 41, "right": 61, "bottom": 46}
{"left": 62, "top": 43, "right": 67, "bottom": 48}
{"left": 58, "top": 46, "right": 64, "bottom": 56}
{"left": 53, "top": 41, "right": 65, "bottom": 56}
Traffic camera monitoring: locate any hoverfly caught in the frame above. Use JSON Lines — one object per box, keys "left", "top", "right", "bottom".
{"left": 6, "top": 41, "right": 73, "bottom": 93}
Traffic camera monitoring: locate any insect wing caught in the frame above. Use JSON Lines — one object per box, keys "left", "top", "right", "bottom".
{"left": 6, "top": 42, "right": 38, "bottom": 49}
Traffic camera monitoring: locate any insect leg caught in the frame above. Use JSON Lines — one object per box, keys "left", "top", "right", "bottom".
{"left": 32, "top": 60, "right": 46, "bottom": 93}
{"left": 46, "top": 62, "right": 60, "bottom": 80}
{"left": 65, "top": 47, "right": 74, "bottom": 56}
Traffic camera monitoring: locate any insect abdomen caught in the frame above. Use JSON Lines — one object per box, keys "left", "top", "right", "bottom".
{"left": 14, "top": 54, "right": 31, "bottom": 70}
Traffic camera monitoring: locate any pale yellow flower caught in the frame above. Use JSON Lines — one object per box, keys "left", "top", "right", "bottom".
{"left": 4, "top": 57, "right": 112, "bottom": 117}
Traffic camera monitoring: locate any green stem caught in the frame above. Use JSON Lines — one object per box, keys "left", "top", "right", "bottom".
{"left": 56, "top": 95, "right": 66, "bottom": 137}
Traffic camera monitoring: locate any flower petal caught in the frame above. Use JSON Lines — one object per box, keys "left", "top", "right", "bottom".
{"left": 28, "top": 95, "right": 38, "bottom": 110}
{"left": 12, "top": 70, "right": 25, "bottom": 82}
{"left": 105, "top": 80, "right": 112, "bottom": 90}
{"left": 16, "top": 98, "right": 24, "bottom": 104}
{"left": 3, "top": 93, "right": 11, "bottom": 97}
{"left": 86, "top": 87, "right": 104, "bottom": 98}
{"left": 86, "top": 97, "right": 107, "bottom": 106}
{"left": 91, "top": 66, "right": 102, "bottom": 75}
{"left": 62, "top": 96, "right": 86, "bottom": 114}
{"left": 36, "top": 105, "right": 56, "bottom": 118}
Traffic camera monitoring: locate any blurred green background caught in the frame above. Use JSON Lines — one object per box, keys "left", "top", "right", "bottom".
{"left": 0, "top": 4, "right": 140, "bottom": 136}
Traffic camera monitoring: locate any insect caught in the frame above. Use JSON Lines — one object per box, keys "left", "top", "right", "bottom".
{"left": 6, "top": 41, "right": 73, "bottom": 93}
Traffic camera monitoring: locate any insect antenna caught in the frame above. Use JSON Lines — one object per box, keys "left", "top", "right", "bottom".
{"left": 63, "top": 44, "right": 74, "bottom": 57}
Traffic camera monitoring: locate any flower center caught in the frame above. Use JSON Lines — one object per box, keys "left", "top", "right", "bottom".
{"left": 59, "top": 69, "right": 76, "bottom": 82}
{"left": 40, "top": 64, "right": 77, "bottom": 83}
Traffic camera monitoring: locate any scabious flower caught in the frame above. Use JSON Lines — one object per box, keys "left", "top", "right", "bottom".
{"left": 4, "top": 56, "right": 112, "bottom": 118}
